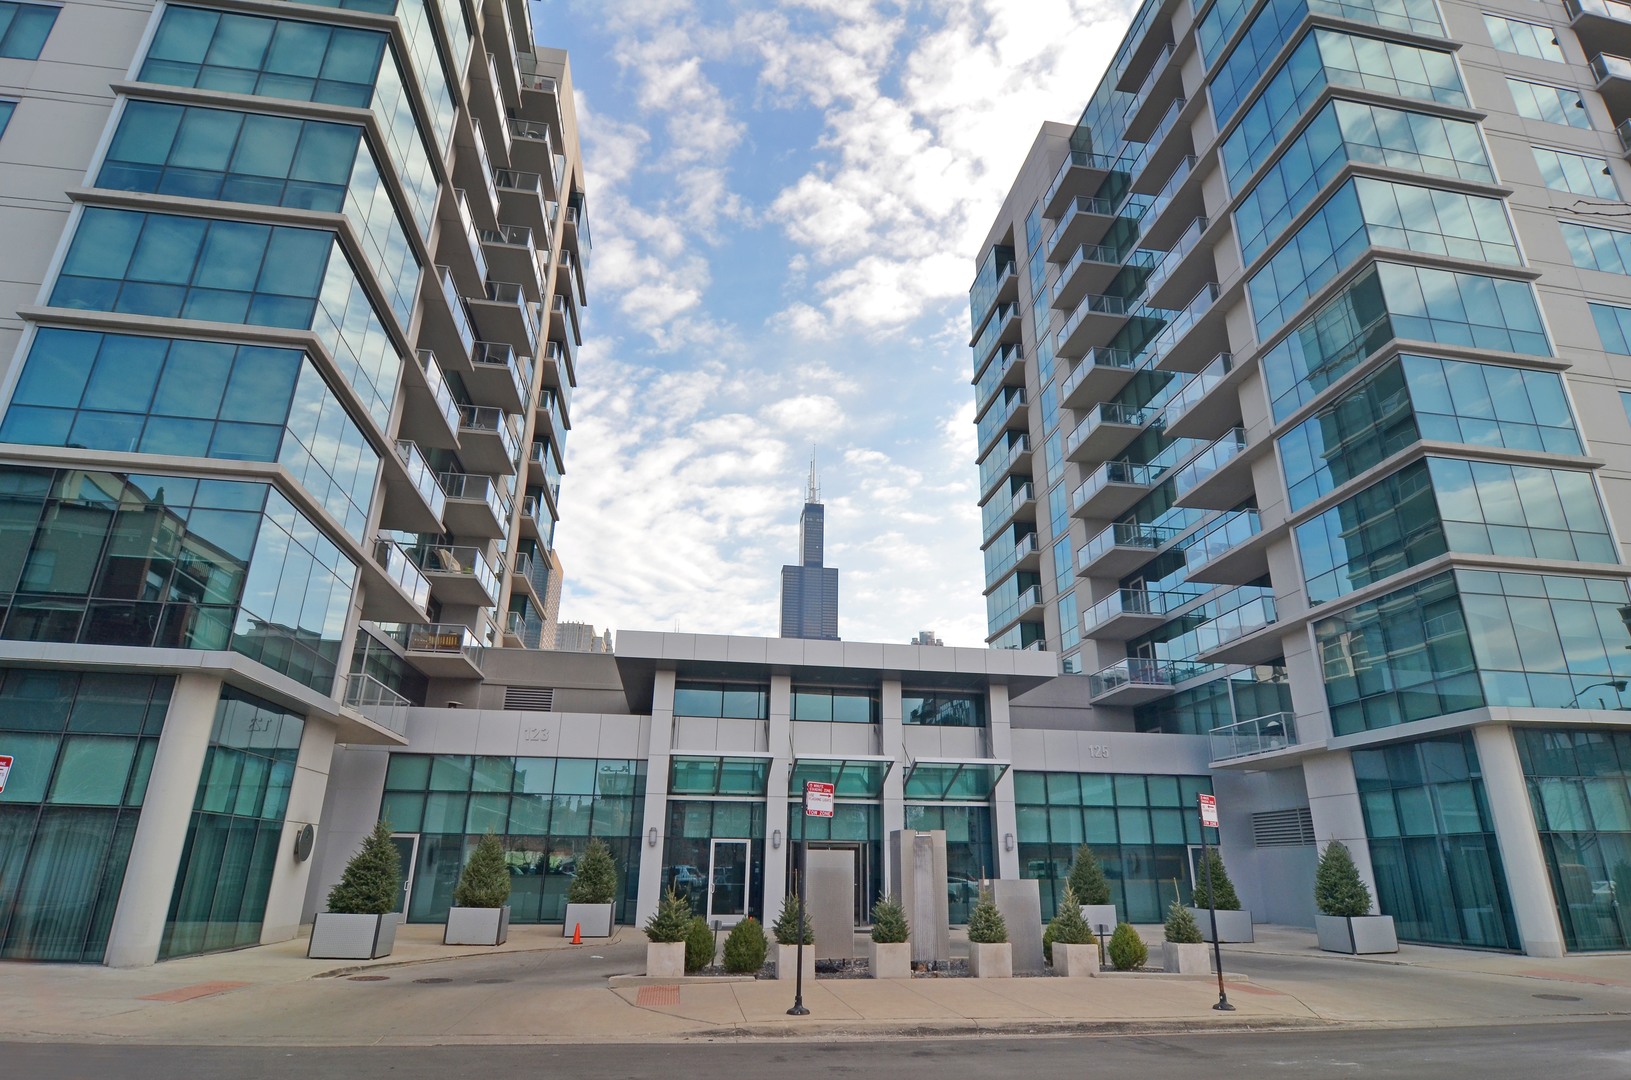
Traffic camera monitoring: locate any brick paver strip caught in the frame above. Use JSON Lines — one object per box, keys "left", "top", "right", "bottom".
{"left": 138, "top": 981, "right": 250, "bottom": 1003}
{"left": 634, "top": 985, "right": 681, "bottom": 1006}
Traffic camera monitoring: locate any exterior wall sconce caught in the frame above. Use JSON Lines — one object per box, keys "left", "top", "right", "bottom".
{"left": 1003, "top": 832, "right": 1015, "bottom": 852}
{"left": 647, "top": 827, "right": 659, "bottom": 848}
{"left": 772, "top": 829, "right": 783, "bottom": 849}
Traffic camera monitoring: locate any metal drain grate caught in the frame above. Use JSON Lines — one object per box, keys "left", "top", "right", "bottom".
{"left": 475, "top": 978, "right": 511, "bottom": 984}
{"left": 347, "top": 975, "right": 390, "bottom": 982}
{"left": 635, "top": 985, "right": 681, "bottom": 1006}
{"left": 1533, "top": 993, "right": 1582, "bottom": 1001}
{"left": 414, "top": 978, "right": 453, "bottom": 984}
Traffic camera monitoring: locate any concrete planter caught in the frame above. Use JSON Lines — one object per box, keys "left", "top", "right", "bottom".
{"left": 444, "top": 905, "right": 510, "bottom": 946}
{"left": 1187, "top": 907, "right": 1254, "bottom": 943}
{"left": 869, "top": 940, "right": 911, "bottom": 979}
{"left": 968, "top": 941, "right": 1013, "bottom": 978}
{"left": 308, "top": 912, "right": 397, "bottom": 959}
{"left": 1053, "top": 941, "right": 1099, "bottom": 977}
{"left": 1316, "top": 913, "right": 1398, "bottom": 954}
{"left": 1162, "top": 940, "right": 1211, "bottom": 974}
{"left": 646, "top": 940, "right": 685, "bottom": 978}
{"left": 1080, "top": 905, "right": 1118, "bottom": 937}
{"left": 775, "top": 942, "right": 816, "bottom": 982}
{"left": 563, "top": 902, "right": 614, "bottom": 938}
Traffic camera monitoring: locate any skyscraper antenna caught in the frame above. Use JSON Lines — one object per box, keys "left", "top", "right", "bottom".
{"left": 807, "top": 448, "right": 820, "bottom": 503}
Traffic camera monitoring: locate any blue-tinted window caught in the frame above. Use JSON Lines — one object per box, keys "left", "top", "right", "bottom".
{"left": 1485, "top": 14, "right": 1563, "bottom": 62}
{"left": 791, "top": 686, "right": 879, "bottom": 723}
{"left": 1507, "top": 78, "right": 1592, "bottom": 128}
{"left": 1533, "top": 147, "right": 1619, "bottom": 199}
{"left": 0, "top": 99, "right": 14, "bottom": 138}
{"left": 0, "top": 2, "right": 58, "bottom": 59}
{"left": 1563, "top": 222, "right": 1631, "bottom": 275}
{"left": 1592, "top": 302, "right": 1631, "bottom": 354}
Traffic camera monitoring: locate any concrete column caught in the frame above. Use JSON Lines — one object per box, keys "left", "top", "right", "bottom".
{"left": 1473, "top": 724, "right": 1566, "bottom": 957}
{"left": 764, "top": 673, "right": 793, "bottom": 915}
{"left": 635, "top": 668, "right": 676, "bottom": 925}
{"left": 988, "top": 683, "right": 1020, "bottom": 879}
{"left": 259, "top": 720, "right": 336, "bottom": 943}
{"left": 1301, "top": 750, "right": 1382, "bottom": 908}
{"left": 103, "top": 673, "right": 222, "bottom": 968}
{"left": 879, "top": 678, "right": 904, "bottom": 897}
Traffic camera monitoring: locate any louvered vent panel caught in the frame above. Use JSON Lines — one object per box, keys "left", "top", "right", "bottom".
{"left": 1252, "top": 808, "right": 1315, "bottom": 847}
{"left": 503, "top": 687, "right": 555, "bottom": 711}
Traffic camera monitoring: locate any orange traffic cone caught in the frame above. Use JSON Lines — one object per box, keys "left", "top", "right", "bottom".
{"left": 571, "top": 922, "right": 582, "bottom": 945}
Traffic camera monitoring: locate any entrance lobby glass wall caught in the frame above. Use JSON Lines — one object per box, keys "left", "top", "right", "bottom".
{"left": 663, "top": 799, "right": 765, "bottom": 922}
{"left": 903, "top": 803, "right": 993, "bottom": 924}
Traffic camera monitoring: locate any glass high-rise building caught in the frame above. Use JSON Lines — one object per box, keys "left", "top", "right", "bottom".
{"left": 973, "top": 0, "right": 1631, "bottom": 953}
{"left": 0, "top": 0, "right": 587, "bottom": 964}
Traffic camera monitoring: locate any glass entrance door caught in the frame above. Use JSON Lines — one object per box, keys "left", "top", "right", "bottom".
{"left": 389, "top": 834, "right": 419, "bottom": 915}
{"left": 707, "top": 839, "right": 750, "bottom": 925}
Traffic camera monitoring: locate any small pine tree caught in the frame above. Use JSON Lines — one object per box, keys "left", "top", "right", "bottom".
{"left": 326, "top": 820, "right": 401, "bottom": 915}
{"left": 684, "top": 915, "right": 715, "bottom": 972}
{"left": 772, "top": 894, "right": 813, "bottom": 945}
{"left": 1191, "top": 849, "right": 1242, "bottom": 911}
{"left": 452, "top": 832, "right": 511, "bottom": 908}
{"left": 1067, "top": 845, "right": 1112, "bottom": 906}
{"left": 966, "top": 887, "right": 1008, "bottom": 944}
{"left": 566, "top": 838, "right": 618, "bottom": 905}
{"left": 1164, "top": 900, "right": 1203, "bottom": 944}
{"left": 1314, "top": 840, "right": 1373, "bottom": 918}
{"left": 644, "top": 887, "right": 693, "bottom": 943}
{"left": 1108, "top": 922, "right": 1148, "bottom": 971}
{"left": 1046, "top": 884, "right": 1096, "bottom": 960}
{"left": 723, "top": 917, "right": 769, "bottom": 973}
{"left": 871, "top": 894, "right": 909, "bottom": 944}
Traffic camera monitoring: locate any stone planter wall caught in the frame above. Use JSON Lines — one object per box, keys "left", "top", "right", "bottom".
{"left": 1162, "top": 940, "right": 1211, "bottom": 974}
{"left": 646, "top": 940, "right": 685, "bottom": 978}
{"left": 869, "top": 940, "right": 911, "bottom": 979}
{"left": 1316, "top": 913, "right": 1398, "bottom": 954}
{"left": 1187, "top": 907, "right": 1254, "bottom": 943}
{"left": 444, "top": 905, "right": 510, "bottom": 946}
{"left": 968, "top": 941, "right": 1013, "bottom": 978}
{"left": 563, "top": 902, "right": 614, "bottom": 938}
{"left": 775, "top": 942, "right": 816, "bottom": 982}
{"left": 1054, "top": 941, "right": 1099, "bottom": 977}
{"left": 309, "top": 912, "right": 397, "bottom": 960}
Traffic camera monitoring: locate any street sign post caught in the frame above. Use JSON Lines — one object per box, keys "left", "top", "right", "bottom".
{"left": 0, "top": 755, "right": 10, "bottom": 794}
{"left": 1198, "top": 793, "right": 1233, "bottom": 1012}
{"left": 789, "top": 781, "right": 835, "bottom": 1016}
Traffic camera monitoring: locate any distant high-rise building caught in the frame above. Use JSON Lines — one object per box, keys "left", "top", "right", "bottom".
{"left": 911, "top": 630, "right": 944, "bottom": 647}
{"left": 556, "top": 621, "right": 612, "bottom": 653}
{"left": 780, "top": 461, "right": 839, "bottom": 640}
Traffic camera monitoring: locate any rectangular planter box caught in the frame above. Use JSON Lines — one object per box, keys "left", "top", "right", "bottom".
{"left": 1316, "top": 913, "right": 1398, "bottom": 954}
{"left": 1188, "top": 907, "right": 1254, "bottom": 943}
{"left": 309, "top": 912, "right": 397, "bottom": 960}
{"left": 1080, "top": 905, "right": 1118, "bottom": 937}
{"left": 869, "top": 940, "right": 911, "bottom": 979}
{"left": 968, "top": 941, "right": 1013, "bottom": 978}
{"left": 1054, "top": 941, "right": 1099, "bottom": 977}
{"left": 646, "top": 940, "right": 685, "bottom": 978}
{"left": 1162, "top": 940, "right": 1211, "bottom": 974}
{"left": 775, "top": 942, "right": 816, "bottom": 982}
{"left": 445, "top": 905, "right": 509, "bottom": 946}
{"left": 564, "top": 902, "right": 614, "bottom": 938}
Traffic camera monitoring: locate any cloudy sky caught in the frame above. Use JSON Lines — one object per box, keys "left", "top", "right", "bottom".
{"left": 533, "top": 0, "right": 1134, "bottom": 646}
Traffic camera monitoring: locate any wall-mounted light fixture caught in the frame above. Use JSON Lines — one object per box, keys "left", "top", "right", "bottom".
{"left": 647, "top": 827, "right": 659, "bottom": 848}
{"left": 772, "top": 829, "right": 783, "bottom": 849}
{"left": 1003, "top": 832, "right": 1015, "bottom": 852}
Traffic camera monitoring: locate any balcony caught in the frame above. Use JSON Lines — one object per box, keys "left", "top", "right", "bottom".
{"left": 422, "top": 265, "right": 475, "bottom": 367}
{"left": 521, "top": 491, "right": 557, "bottom": 541}
{"left": 1055, "top": 291, "right": 1134, "bottom": 359}
{"left": 478, "top": 223, "right": 544, "bottom": 289}
{"left": 1077, "top": 521, "right": 1180, "bottom": 579}
{"left": 467, "top": 340, "right": 532, "bottom": 414}
{"left": 1128, "top": 97, "right": 1191, "bottom": 194}
{"left": 378, "top": 440, "right": 446, "bottom": 533}
{"left": 1046, "top": 195, "right": 1120, "bottom": 262}
{"left": 506, "top": 116, "right": 558, "bottom": 192}
{"left": 1161, "top": 352, "right": 1241, "bottom": 440}
{"left": 985, "top": 532, "right": 1040, "bottom": 585}
{"left": 1174, "top": 428, "right": 1253, "bottom": 509}
{"left": 1141, "top": 216, "right": 1212, "bottom": 310}
{"left": 1052, "top": 244, "right": 1157, "bottom": 314}
{"left": 438, "top": 189, "right": 489, "bottom": 291}
{"left": 981, "top": 481, "right": 1036, "bottom": 546}
{"left": 401, "top": 349, "right": 460, "bottom": 449}
{"left": 364, "top": 539, "right": 432, "bottom": 622}
{"left": 437, "top": 472, "right": 512, "bottom": 538}
{"left": 974, "top": 341, "right": 1025, "bottom": 413}
{"left": 1139, "top": 154, "right": 1201, "bottom": 249}
{"left": 1042, "top": 149, "right": 1119, "bottom": 218}
{"left": 456, "top": 405, "right": 521, "bottom": 475}
{"left": 343, "top": 673, "right": 410, "bottom": 737}
{"left": 389, "top": 621, "right": 484, "bottom": 679}
{"left": 469, "top": 279, "right": 541, "bottom": 353}
{"left": 1196, "top": 589, "right": 1281, "bottom": 665}
{"left": 1594, "top": 53, "right": 1631, "bottom": 115}
{"left": 515, "top": 52, "right": 564, "bottom": 140}
{"left": 455, "top": 120, "right": 502, "bottom": 227}
{"left": 1087, "top": 657, "right": 1177, "bottom": 706}
{"left": 1065, "top": 401, "right": 1160, "bottom": 462}
{"left": 1070, "top": 459, "right": 1164, "bottom": 520}
{"left": 978, "top": 435, "right": 1033, "bottom": 501}
{"left": 1082, "top": 586, "right": 1188, "bottom": 639}
{"left": 1112, "top": 0, "right": 1176, "bottom": 92}
{"left": 976, "top": 387, "right": 1027, "bottom": 458}
{"left": 1210, "top": 712, "right": 1299, "bottom": 765}
{"left": 1183, "top": 509, "right": 1270, "bottom": 585}
{"left": 539, "top": 339, "right": 575, "bottom": 406}
{"left": 494, "top": 168, "right": 553, "bottom": 239}
{"left": 1149, "top": 282, "right": 1223, "bottom": 374}
{"left": 1122, "top": 42, "right": 1181, "bottom": 141}
{"left": 510, "top": 550, "right": 539, "bottom": 602}
{"left": 1569, "top": 0, "right": 1631, "bottom": 58}
{"left": 413, "top": 544, "right": 502, "bottom": 608}
{"left": 1060, "top": 346, "right": 1147, "bottom": 408}
{"left": 970, "top": 298, "right": 1021, "bottom": 367}
{"left": 534, "top": 390, "right": 568, "bottom": 457}
{"left": 550, "top": 292, "right": 581, "bottom": 348}
{"left": 987, "top": 583, "right": 1043, "bottom": 636}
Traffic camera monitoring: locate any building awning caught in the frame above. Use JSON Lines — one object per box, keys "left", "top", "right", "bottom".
{"left": 903, "top": 758, "right": 1010, "bottom": 801}
{"left": 789, "top": 755, "right": 894, "bottom": 799}
{"left": 668, "top": 754, "right": 772, "bottom": 797}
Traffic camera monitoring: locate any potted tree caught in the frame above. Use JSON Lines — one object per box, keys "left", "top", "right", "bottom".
{"left": 1068, "top": 845, "right": 1116, "bottom": 934}
{"left": 1045, "top": 885, "right": 1098, "bottom": 977}
{"left": 643, "top": 887, "right": 691, "bottom": 977}
{"left": 772, "top": 894, "right": 815, "bottom": 983}
{"left": 445, "top": 832, "right": 511, "bottom": 945}
{"left": 723, "top": 916, "right": 768, "bottom": 974}
{"left": 869, "top": 894, "right": 911, "bottom": 979}
{"left": 966, "top": 887, "right": 1012, "bottom": 978}
{"left": 1187, "top": 849, "right": 1254, "bottom": 942}
{"left": 1162, "top": 900, "right": 1209, "bottom": 974}
{"left": 563, "top": 837, "right": 618, "bottom": 937}
{"left": 309, "top": 820, "right": 400, "bottom": 960}
{"left": 1314, "top": 840, "right": 1397, "bottom": 954}
{"left": 1107, "top": 922, "right": 1148, "bottom": 971}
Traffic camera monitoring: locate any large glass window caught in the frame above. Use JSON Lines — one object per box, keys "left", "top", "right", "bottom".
{"left": 671, "top": 681, "right": 769, "bottom": 720}
{"left": 1135, "top": 666, "right": 1292, "bottom": 735}
{"left": 1, "top": 328, "right": 379, "bottom": 541}
{"left": 1533, "top": 146, "right": 1619, "bottom": 200}
{"left": 1354, "top": 733, "right": 1518, "bottom": 950}
{"left": 1485, "top": 14, "right": 1564, "bottom": 62}
{"left": 0, "top": 98, "right": 15, "bottom": 138}
{"left": 791, "top": 686, "right": 879, "bottom": 723}
{"left": 1563, "top": 222, "right": 1631, "bottom": 276}
{"left": 904, "top": 803, "right": 994, "bottom": 924}
{"left": 0, "top": 1, "right": 57, "bottom": 59}
{"left": 49, "top": 207, "right": 402, "bottom": 433}
{"left": 1507, "top": 78, "right": 1592, "bottom": 129}
{"left": 160, "top": 689, "right": 303, "bottom": 959}
{"left": 0, "top": 668, "right": 172, "bottom": 962}
{"left": 1517, "top": 728, "right": 1631, "bottom": 951}
{"left": 901, "top": 691, "right": 986, "bottom": 727}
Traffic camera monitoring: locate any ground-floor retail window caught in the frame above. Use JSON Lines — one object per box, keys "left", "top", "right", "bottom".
{"left": 380, "top": 754, "right": 646, "bottom": 924}
{"left": 662, "top": 799, "right": 765, "bottom": 923}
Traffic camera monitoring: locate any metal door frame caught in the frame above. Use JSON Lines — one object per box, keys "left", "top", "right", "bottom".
{"left": 707, "top": 838, "right": 751, "bottom": 925}
{"left": 389, "top": 833, "right": 420, "bottom": 915}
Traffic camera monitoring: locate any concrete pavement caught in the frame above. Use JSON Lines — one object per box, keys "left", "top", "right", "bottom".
{"left": 0, "top": 923, "right": 1624, "bottom": 1045}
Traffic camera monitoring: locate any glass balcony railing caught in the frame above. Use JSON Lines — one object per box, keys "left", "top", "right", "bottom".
{"left": 1043, "top": 149, "right": 1120, "bottom": 211}
{"left": 516, "top": 51, "right": 558, "bottom": 95}
{"left": 1056, "top": 291, "right": 1134, "bottom": 351}
{"left": 1569, "top": 0, "right": 1631, "bottom": 24}
{"left": 508, "top": 114, "right": 552, "bottom": 147}
{"left": 483, "top": 280, "right": 542, "bottom": 348}
{"left": 522, "top": 491, "right": 557, "bottom": 534}
{"left": 1162, "top": 351, "right": 1234, "bottom": 429}
{"left": 469, "top": 119, "right": 499, "bottom": 210}
{"left": 1046, "top": 195, "right": 1118, "bottom": 255}
{"left": 1051, "top": 246, "right": 1157, "bottom": 306}
{"left": 1143, "top": 154, "right": 1197, "bottom": 226}
{"left": 343, "top": 673, "right": 410, "bottom": 735}
{"left": 453, "top": 189, "right": 488, "bottom": 281}
{"left": 1077, "top": 521, "right": 1180, "bottom": 573}
{"left": 977, "top": 388, "right": 1027, "bottom": 452}
{"left": 1183, "top": 508, "right": 1261, "bottom": 571}
{"left": 437, "top": 471, "right": 512, "bottom": 522}
{"left": 1137, "top": 282, "right": 1217, "bottom": 366}
{"left": 392, "top": 621, "right": 484, "bottom": 665}
{"left": 1591, "top": 52, "right": 1631, "bottom": 82}
{"left": 1141, "top": 215, "right": 1208, "bottom": 297}
{"left": 1173, "top": 427, "right": 1247, "bottom": 497}
{"left": 982, "top": 482, "right": 1035, "bottom": 541}
{"left": 978, "top": 435, "right": 1031, "bottom": 494}
{"left": 1070, "top": 459, "right": 1164, "bottom": 511}
{"left": 1059, "top": 346, "right": 1146, "bottom": 400}
{"left": 412, "top": 543, "right": 500, "bottom": 601}
{"left": 1127, "top": 97, "right": 1187, "bottom": 182}
{"left": 473, "top": 340, "right": 532, "bottom": 407}
{"left": 457, "top": 404, "right": 521, "bottom": 464}
{"left": 373, "top": 539, "right": 431, "bottom": 611}
{"left": 1123, "top": 42, "right": 1175, "bottom": 121}
{"left": 988, "top": 584, "right": 1043, "bottom": 630}
{"left": 1210, "top": 712, "right": 1297, "bottom": 762}
{"left": 394, "top": 440, "right": 446, "bottom": 519}
{"left": 1194, "top": 588, "right": 1277, "bottom": 651}
{"left": 1065, "top": 402, "right": 1159, "bottom": 457}
{"left": 437, "top": 265, "right": 475, "bottom": 355}
{"left": 1088, "top": 657, "right": 1169, "bottom": 698}
{"left": 415, "top": 349, "right": 460, "bottom": 434}
{"left": 1082, "top": 586, "right": 1187, "bottom": 631}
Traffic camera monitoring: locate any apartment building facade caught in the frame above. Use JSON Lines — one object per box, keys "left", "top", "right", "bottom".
{"left": 0, "top": 0, "right": 587, "bottom": 965}
{"left": 972, "top": 0, "right": 1631, "bottom": 954}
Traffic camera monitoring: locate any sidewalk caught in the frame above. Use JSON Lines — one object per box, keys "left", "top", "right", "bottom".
{"left": 0, "top": 923, "right": 1623, "bottom": 1046}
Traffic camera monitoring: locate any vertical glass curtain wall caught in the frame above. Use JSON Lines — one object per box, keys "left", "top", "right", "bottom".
{"left": 161, "top": 688, "right": 304, "bottom": 959}
{"left": 903, "top": 803, "right": 994, "bottom": 924}
{"left": 381, "top": 754, "right": 646, "bottom": 924}
{"left": 1353, "top": 733, "right": 1519, "bottom": 950}
{"left": 663, "top": 799, "right": 766, "bottom": 921}
{"left": 1517, "top": 728, "right": 1631, "bottom": 952}
{"left": 0, "top": 668, "right": 172, "bottom": 962}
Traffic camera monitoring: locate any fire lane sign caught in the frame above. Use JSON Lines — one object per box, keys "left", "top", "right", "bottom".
{"left": 1198, "top": 793, "right": 1219, "bottom": 828}
{"left": 0, "top": 755, "right": 11, "bottom": 795}
{"left": 804, "top": 781, "right": 834, "bottom": 818}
